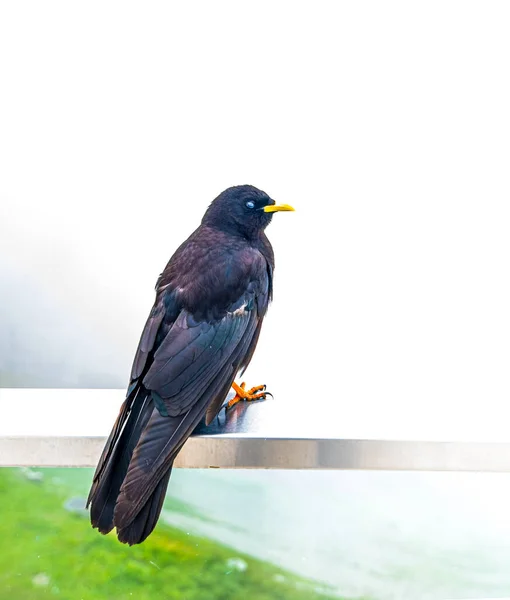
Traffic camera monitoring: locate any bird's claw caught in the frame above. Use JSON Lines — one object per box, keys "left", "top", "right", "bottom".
{"left": 226, "top": 382, "right": 270, "bottom": 410}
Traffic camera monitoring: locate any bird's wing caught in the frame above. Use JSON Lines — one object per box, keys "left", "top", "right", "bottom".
{"left": 130, "top": 303, "right": 166, "bottom": 381}
{"left": 114, "top": 302, "right": 259, "bottom": 529}
{"left": 111, "top": 247, "right": 270, "bottom": 531}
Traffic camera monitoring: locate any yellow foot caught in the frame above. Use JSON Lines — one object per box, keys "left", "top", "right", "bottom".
{"left": 226, "top": 382, "right": 269, "bottom": 410}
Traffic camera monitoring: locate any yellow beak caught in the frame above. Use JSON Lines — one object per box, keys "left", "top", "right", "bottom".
{"left": 263, "top": 203, "right": 295, "bottom": 213}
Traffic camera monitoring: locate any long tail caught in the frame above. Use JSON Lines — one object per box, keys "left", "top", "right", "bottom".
{"left": 88, "top": 354, "right": 239, "bottom": 544}
{"left": 87, "top": 386, "right": 172, "bottom": 545}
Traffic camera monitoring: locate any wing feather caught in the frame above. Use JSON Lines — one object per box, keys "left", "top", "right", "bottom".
{"left": 144, "top": 309, "right": 252, "bottom": 412}
{"left": 130, "top": 305, "right": 165, "bottom": 380}
{"left": 114, "top": 309, "right": 258, "bottom": 528}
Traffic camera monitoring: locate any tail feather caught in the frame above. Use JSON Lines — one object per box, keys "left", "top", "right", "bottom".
{"left": 112, "top": 360, "right": 238, "bottom": 533}
{"left": 88, "top": 358, "right": 242, "bottom": 544}
{"left": 88, "top": 386, "right": 183, "bottom": 545}
{"left": 117, "top": 469, "right": 172, "bottom": 545}
{"left": 88, "top": 387, "right": 153, "bottom": 535}
{"left": 112, "top": 407, "right": 193, "bottom": 532}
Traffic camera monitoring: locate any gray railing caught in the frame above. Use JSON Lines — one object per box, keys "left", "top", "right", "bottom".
{"left": 2, "top": 388, "right": 510, "bottom": 471}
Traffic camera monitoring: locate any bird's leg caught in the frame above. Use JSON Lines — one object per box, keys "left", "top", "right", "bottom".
{"left": 226, "top": 382, "right": 268, "bottom": 410}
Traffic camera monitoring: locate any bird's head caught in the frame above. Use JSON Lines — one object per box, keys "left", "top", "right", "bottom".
{"left": 202, "top": 185, "right": 294, "bottom": 239}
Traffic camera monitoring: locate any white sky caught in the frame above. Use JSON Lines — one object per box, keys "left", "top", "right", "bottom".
{"left": 1, "top": 1, "right": 510, "bottom": 436}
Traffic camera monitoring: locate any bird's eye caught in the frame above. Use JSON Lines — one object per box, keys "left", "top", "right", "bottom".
{"left": 245, "top": 201, "right": 256, "bottom": 209}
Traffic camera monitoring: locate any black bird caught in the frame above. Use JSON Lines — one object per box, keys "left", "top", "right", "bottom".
{"left": 87, "top": 185, "right": 294, "bottom": 545}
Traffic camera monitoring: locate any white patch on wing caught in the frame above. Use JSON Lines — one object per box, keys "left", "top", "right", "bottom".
{"left": 229, "top": 302, "right": 247, "bottom": 317}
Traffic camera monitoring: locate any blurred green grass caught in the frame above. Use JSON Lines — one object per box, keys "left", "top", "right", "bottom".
{"left": 0, "top": 468, "right": 345, "bottom": 600}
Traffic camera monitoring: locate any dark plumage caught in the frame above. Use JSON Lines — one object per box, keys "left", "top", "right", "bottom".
{"left": 87, "top": 185, "right": 294, "bottom": 545}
